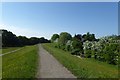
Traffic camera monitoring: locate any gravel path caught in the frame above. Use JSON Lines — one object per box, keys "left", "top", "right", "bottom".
{"left": 36, "top": 44, "right": 76, "bottom": 78}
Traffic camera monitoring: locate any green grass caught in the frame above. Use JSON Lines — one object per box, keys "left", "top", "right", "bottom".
{"left": 0, "top": 56, "right": 1, "bottom": 79}
{"left": 42, "top": 43, "right": 118, "bottom": 78}
{"left": 2, "top": 45, "right": 39, "bottom": 78}
{"left": 0, "top": 48, "right": 1, "bottom": 79}
{"left": 2, "top": 47, "right": 21, "bottom": 54}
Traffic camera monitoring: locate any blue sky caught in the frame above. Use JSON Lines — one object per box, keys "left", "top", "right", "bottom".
{"left": 1, "top": 2, "right": 118, "bottom": 39}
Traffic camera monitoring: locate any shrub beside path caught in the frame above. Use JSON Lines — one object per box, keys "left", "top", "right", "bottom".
{"left": 36, "top": 44, "right": 76, "bottom": 78}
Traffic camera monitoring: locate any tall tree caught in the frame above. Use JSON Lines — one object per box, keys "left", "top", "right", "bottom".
{"left": 18, "top": 36, "right": 29, "bottom": 46}
{"left": 74, "top": 34, "right": 82, "bottom": 41}
{"left": 51, "top": 34, "right": 59, "bottom": 42}
{"left": 2, "top": 29, "right": 50, "bottom": 47}
{"left": 2, "top": 30, "right": 19, "bottom": 47}
{"left": 58, "top": 32, "right": 72, "bottom": 45}
{"left": 82, "top": 32, "right": 96, "bottom": 41}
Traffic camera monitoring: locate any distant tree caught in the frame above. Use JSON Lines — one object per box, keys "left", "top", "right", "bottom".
{"left": 90, "top": 34, "right": 95, "bottom": 41}
{"left": 18, "top": 36, "right": 29, "bottom": 46}
{"left": 2, "top": 30, "right": 19, "bottom": 47}
{"left": 82, "top": 32, "right": 96, "bottom": 41}
{"left": 74, "top": 34, "right": 82, "bottom": 41}
{"left": 39, "top": 37, "right": 50, "bottom": 43}
{"left": 29, "top": 37, "right": 40, "bottom": 45}
{"left": 51, "top": 34, "right": 59, "bottom": 42}
{"left": 2, "top": 29, "right": 50, "bottom": 47}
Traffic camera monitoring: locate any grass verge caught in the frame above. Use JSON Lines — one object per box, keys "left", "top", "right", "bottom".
{"left": 42, "top": 43, "right": 118, "bottom": 78}
{"left": 2, "top": 45, "right": 39, "bottom": 78}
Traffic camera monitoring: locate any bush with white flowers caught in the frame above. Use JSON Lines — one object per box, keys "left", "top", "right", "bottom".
{"left": 83, "top": 36, "right": 119, "bottom": 65}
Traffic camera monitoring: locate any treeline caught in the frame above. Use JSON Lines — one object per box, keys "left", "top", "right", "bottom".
{"left": 2, "top": 29, "right": 50, "bottom": 47}
{"left": 51, "top": 32, "right": 120, "bottom": 65}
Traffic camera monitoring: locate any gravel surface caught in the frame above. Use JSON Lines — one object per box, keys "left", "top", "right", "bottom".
{"left": 36, "top": 44, "right": 76, "bottom": 78}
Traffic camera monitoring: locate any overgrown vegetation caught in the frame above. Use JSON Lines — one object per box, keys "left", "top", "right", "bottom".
{"left": 83, "top": 36, "right": 120, "bottom": 65}
{"left": 2, "top": 45, "right": 38, "bottom": 78}
{"left": 42, "top": 43, "right": 118, "bottom": 78}
{"left": 51, "top": 32, "right": 120, "bottom": 65}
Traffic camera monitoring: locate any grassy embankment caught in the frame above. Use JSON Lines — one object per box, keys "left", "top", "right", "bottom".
{"left": 42, "top": 43, "right": 118, "bottom": 78}
{"left": 2, "top": 45, "right": 39, "bottom": 78}
{"left": 2, "top": 47, "right": 22, "bottom": 54}
{"left": 0, "top": 48, "right": 1, "bottom": 79}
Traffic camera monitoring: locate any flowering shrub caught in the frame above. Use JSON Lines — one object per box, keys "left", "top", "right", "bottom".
{"left": 83, "top": 36, "right": 120, "bottom": 65}
{"left": 51, "top": 32, "right": 119, "bottom": 65}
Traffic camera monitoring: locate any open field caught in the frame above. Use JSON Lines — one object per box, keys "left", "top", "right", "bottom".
{"left": 42, "top": 43, "right": 118, "bottom": 78}
{"left": 2, "top": 45, "right": 39, "bottom": 78}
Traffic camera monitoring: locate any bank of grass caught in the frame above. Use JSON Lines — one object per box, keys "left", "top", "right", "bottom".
{"left": 2, "top": 47, "right": 21, "bottom": 54}
{"left": 0, "top": 56, "right": 1, "bottom": 79}
{"left": 42, "top": 43, "right": 118, "bottom": 78}
{"left": 2, "top": 45, "right": 39, "bottom": 78}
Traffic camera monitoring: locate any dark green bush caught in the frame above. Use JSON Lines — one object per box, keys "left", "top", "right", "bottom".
{"left": 65, "top": 45, "right": 72, "bottom": 51}
{"left": 71, "top": 49, "right": 81, "bottom": 55}
{"left": 84, "top": 50, "right": 91, "bottom": 58}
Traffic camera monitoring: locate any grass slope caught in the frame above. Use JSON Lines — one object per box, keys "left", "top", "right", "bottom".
{"left": 0, "top": 56, "right": 1, "bottom": 79}
{"left": 2, "top": 47, "right": 21, "bottom": 54}
{"left": 42, "top": 43, "right": 118, "bottom": 78}
{"left": 2, "top": 45, "right": 39, "bottom": 78}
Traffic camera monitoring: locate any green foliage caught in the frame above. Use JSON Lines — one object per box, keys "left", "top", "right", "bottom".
{"left": 18, "top": 36, "right": 30, "bottom": 46}
{"left": 72, "top": 38, "right": 83, "bottom": 50}
{"left": 104, "top": 43, "right": 119, "bottom": 65}
{"left": 82, "top": 32, "right": 96, "bottom": 41}
{"left": 42, "top": 43, "right": 118, "bottom": 78}
{"left": 60, "top": 44, "right": 66, "bottom": 50}
{"left": 65, "top": 45, "right": 71, "bottom": 51}
{"left": 39, "top": 37, "right": 50, "bottom": 43}
{"left": 71, "top": 49, "right": 81, "bottom": 55}
{"left": 84, "top": 49, "right": 91, "bottom": 58}
{"left": 58, "top": 32, "right": 72, "bottom": 46}
{"left": 2, "top": 30, "right": 19, "bottom": 47}
{"left": 50, "top": 32, "right": 119, "bottom": 65}
{"left": 2, "top": 29, "right": 50, "bottom": 47}
{"left": 71, "top": 37, "right": 83, "bottom": 55}
{"left": 29, "top": 37, "right": 40, "bottom": 45}
{"left": 51, "top": 34, "right": 59, "bottom": 42}
{"left": 83, "top": 36, "right": 120, "bottom": 65}
{"left": 74, "top": 34, "right": 82, "bottom": 41}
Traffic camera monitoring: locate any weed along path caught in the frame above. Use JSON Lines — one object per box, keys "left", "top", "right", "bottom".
{"left": 37, "top": 44, "right": 76, "bottom": 78}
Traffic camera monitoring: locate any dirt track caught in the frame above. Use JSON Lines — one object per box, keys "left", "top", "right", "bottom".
{"left": 36, "top": 44, "right": 76, "bottom": 78}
